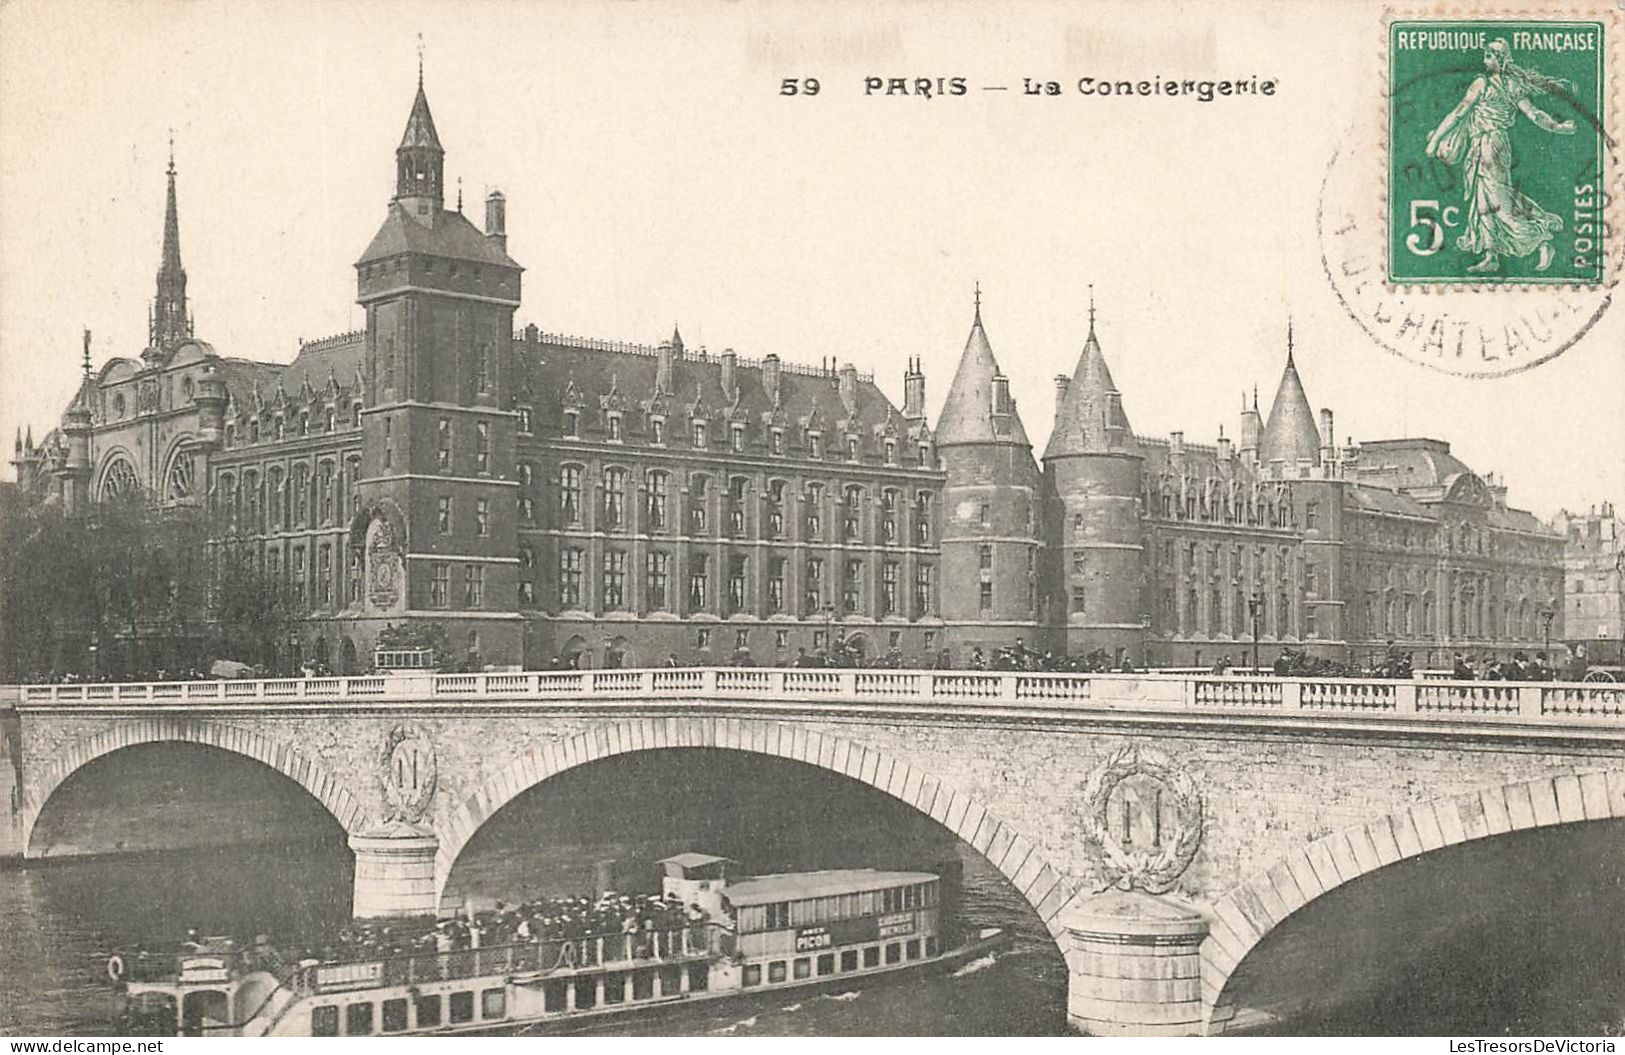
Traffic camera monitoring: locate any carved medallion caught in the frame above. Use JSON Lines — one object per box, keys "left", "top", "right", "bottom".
{"left": 380, "top": 723, "right": 437, "bottom": 824}
{"left": 1080, "top": 744, "right": 1203, "bottom": 895}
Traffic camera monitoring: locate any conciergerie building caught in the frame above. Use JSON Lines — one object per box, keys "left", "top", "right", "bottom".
{"left": 9, "top": 76, "right": 1565, "bottom": 674}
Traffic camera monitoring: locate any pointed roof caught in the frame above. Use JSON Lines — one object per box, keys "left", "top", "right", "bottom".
{"left": 357, "top": 204, "right": 521, "bottom": 268}
{"left": 935, "top": 302, "right": 1030, "bottom": 447}
{"left": 160, "top": 152, "right": 183, "bottom": 277}
{"left": 398, "top": 82, "right": 443, "bottom": 153}
{"left": 1044, "top": 317, "right": 1137, "bottom": 459}
{"left": 1259, "top": 345, "right": 1321, "bottom": 466}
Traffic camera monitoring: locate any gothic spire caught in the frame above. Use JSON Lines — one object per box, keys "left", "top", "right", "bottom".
{"left": 935, "top": 292, "right": 1030, "bottom": 448}
{"left": 1259, "top": 329, "right": 1321, "bottom": 466}
{"left": 1044, "top": 293, "right": 1137, "bottom": 459}
{"left": 150, "top": 137, "right": 190, "bottom": 350}
{"left": 395, "top": 63, "right": 445, "bottom": 210}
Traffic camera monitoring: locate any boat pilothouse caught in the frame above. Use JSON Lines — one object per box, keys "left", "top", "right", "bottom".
{"left": 108, "top": 853, "right": 1007, "bottom": 1036}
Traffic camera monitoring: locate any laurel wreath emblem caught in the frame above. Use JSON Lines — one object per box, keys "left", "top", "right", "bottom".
{"left": 1079, "top": 743, "right": 1204, "bottom": 895}
{"left": 380, "top": 723, "right": 438, "bottom": 824}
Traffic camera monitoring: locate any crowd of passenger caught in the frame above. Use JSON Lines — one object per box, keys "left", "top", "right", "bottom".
{"left": 132, "top": 891, "right": 714, "bottom": 977}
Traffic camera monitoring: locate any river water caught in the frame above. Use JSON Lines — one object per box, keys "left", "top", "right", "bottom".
{"left": 2, "top": 745, "right": 1622, "bottom": 1036}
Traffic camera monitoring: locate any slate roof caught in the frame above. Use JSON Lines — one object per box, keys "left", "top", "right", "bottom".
{"left": 934, "top": 309, "right": 1030, "bottom": 447}
{"left": 399, "top": 82, "right": 443, "bottom": 152}
{"left": 357, "top": 204, "right": 521, "bottom": 269}
{"left": 520, "top": 338, "right": 909, "bottom": 442}
{"left": 1258, "top": 350, "right": 1321, "bottom": 466}
{"left": 1044, "top": 321, "right": 1137, "bottom": 459}
{"left": 1352, "top": 438, "right": 1473, "bottom": 491}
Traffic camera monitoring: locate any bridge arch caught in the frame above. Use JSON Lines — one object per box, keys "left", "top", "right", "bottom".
{"left": 435, "top": 715, "right": 1079, "bottom": 940}
{"left": 21, "top": 717, "right": 375, "bottom": 854}
{"left": 1199, "top": 767, "right": 1625, "bottom": 1034}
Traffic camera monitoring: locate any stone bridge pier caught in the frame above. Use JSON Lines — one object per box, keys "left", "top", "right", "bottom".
{"left": 10, "top": 669, "right": 1625, "bottom": 1035}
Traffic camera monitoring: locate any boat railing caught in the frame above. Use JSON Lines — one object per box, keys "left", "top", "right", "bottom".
{"left": 116, "top": 945, "right": 266, "bottom": 986}
{"left": 288, "top": 924, "right": 726, "bottom": 995}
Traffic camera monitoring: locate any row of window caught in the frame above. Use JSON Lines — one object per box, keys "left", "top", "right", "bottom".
{"left": 538, "top": 467, "right": 934, "bottom": 544}
{"left": 741, "top": 937, "right": 937, "bottom": 988}
{"left": 531, "top": 549, "right": 934, "bottom": 617}
{"left": 1360, "top": 593, "right": 1551, "bottom": 640}
{"left": 743, "top": 883, "right": 937, "bottom": 934}
{"left": 311, "top": 987, "right": 501, "bottom": 1036}
{"left": 555, "top": 407, "right": 929, "bottom": 466}
{"left": 216, "top": 457, "right": 363, "bottom": 531}
{"left": 224, "top": 401, "right": 363, "bottom": 448}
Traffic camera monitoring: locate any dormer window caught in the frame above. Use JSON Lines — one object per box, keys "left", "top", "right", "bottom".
{"left": 693, "top": 421, "right": 707, "bottom": 448}
{"left": 884, "top": 440, "right": 896, "bottom": 464}
{"left": 846, "top": 436, "right": 859, "bottom": 460}
{"left": 564, "top": 411, "right": 579, "bottom": 437}
{"left": 326, "top": 408, "right": 337, "bottom": 432}
{"left": 224, "top": 424, "right": 236, "bottom": 447}
{"left": 517, "top": 407, "right": 532, "bottom": 433}
{"left": 352, "top": 401, "right": 363, "bottom": 424}
{"left": 299, "top": 413, "right": 309, "bottom": 435}
{"left": 607, "top": 413, "right": 623, "bottom": 442}
{"left": 275, "top": 417, "right": 285, "bottom": 441}
{"left": 919, "top": 442, "right": 931, "bottom": 466}
{"left": 731, "top": 424, "right": 745, "bottom": 453}
{"left": 650, "top": 417, "right": 665, "bottom": 446}
{"left": 250, "top": 419, "right": 261, "bottom": 443}
{"left": 809, "top": 433, "right": 822, "bottom": 459}
{"left": 771, "top": 429, "right": 784, "bottom": 456}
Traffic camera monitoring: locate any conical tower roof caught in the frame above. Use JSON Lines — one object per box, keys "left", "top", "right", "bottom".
{"left": 399, "top": 81, "right": 443, "bottom": 153}
{"left": 1044, "top": 318, "right": 1137, "bottom": 459}
{"left": 1259, "top": 341, "right": 1321, "bottom": 466}
{"left": 935, "top": 299, "right": 1031, "bottom": 447}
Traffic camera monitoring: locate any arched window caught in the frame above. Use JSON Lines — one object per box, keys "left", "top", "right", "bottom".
{"left": 689, "top": 474, "right": 709, "bottom": 534}
{"left": 728, "top": 476, "right": 749, "bottom": 536}
{"left": 100, "top": 457, "right": 138, "bottom": 501}
{"left": 560, "top": 465, "right": 583, "bottom": 525}
{"left": 292, "top": 464, "right": 310, "bottom": 525}
{"left": 603, "top": 467, "right": 628, "bottom": 529}
{"left": 165, "top": 449, "right": 194, "bottom": 502}
{"left": 243, "top": 469, "right": 262, "bottom": 529}
{"left": 843, "top": 485, "right": 864, "bottom": 541}
{"left": 268, "top": 466, "right": 285, "bottom": 526}
{"left": 647, "top": 471, "right": 669, "bottom": 531}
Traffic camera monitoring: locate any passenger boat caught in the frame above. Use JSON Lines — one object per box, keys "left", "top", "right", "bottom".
{"left": 109, "top": 853, "right": 1008, "bottom": 1036}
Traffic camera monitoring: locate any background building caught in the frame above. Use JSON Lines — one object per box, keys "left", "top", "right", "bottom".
{"left": 9, "top": 76, "right": 1567, "bottom": 675}
{"left": 1551, "top": 504, "right": 1625, "bottom": 668}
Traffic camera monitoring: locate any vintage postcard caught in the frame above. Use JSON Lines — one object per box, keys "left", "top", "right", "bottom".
{"left": 1, "top": 0, "right": 1622, "bottom": 1042}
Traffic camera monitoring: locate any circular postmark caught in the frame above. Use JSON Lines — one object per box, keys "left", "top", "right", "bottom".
{"left": 1320, "top": 25, "right": 1620, "bottom": 377}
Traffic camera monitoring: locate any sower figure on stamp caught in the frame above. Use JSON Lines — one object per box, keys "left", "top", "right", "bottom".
{"left": 1426, "top": 38, "right": 1576, "bottom": 273}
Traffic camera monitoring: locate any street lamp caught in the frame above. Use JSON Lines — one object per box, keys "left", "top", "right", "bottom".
{"left": 1247, "top": 590, "right": 1263, "bottom": 675}
{"left": 1541, "top": 608, "right": 1554, "bottom": 661}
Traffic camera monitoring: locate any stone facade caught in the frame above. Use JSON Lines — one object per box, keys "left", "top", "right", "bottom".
{"left": 1551, "top": 503, "right": 1624, "bottom": 665}
{"left": 12, "top": 690, "right": 1624, "bottom": 1033}
{"left": 9, "top": 74, "right": 1566, "bottom": 678}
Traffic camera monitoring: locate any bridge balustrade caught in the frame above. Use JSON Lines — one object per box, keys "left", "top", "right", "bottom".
{"left": 14, "top": 669, "right": 1624, "bottom": 733}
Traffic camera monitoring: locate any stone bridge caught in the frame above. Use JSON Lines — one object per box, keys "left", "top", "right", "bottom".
{"left": 5, "top": 667, "right": 1624, "bottom": 1036}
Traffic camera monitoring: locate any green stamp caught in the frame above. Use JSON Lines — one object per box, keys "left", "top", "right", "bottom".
{"left": 1389, "top": 21, "right": 1605, "bottom": 285}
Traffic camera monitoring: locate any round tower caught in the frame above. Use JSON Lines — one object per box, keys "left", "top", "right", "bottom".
{"left": 1041, "top": 304, "right": 1145, "bottom": 665}
{"left": 933, "top": 291, "right": 1044, "bottom": 664}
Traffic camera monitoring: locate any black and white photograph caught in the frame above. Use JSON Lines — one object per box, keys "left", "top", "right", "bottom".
{"left": 1, "top": 0, "right": 1622, "bottom": 1041}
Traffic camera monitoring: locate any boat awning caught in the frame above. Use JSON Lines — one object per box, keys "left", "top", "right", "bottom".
{"left": 656, "top": 852, "right": 733, "bottom": 869}
{"left": 725, "top": 869, "right": 937, "bottom": 907}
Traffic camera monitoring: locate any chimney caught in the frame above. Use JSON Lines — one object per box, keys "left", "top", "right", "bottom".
{"left": 1217, "top": 427, "right": 1233, "bottom": 464}
{"left": 720, "top": 348, "right": 738, "bottom": 402}
{"left": 1053, "top": 374, "right": 1071, "bottom": 420}
{"left": 838, "top": 361, "right": 858, "bottom": 415}
{"left": 524, "top": 322, "right": 539, "bottom": 343}
{"left": 1319, "top": 408, "right": 1335, "bottom": 465}
{"left": 1170, "top": 430, "right": 1184, "bottom": 456}
{"left": 484, "top": 190, "right": 507, "bottom": 252}
{"left": 1239, "top": 388, "right": 1262, "bottom": 465}
{"left": 904, "top": 357, "right": 926, "bottom": 423}
{"left": 762, "top": 353, "right": 782, "bottom": 406}
{"left": 656, "top": 339, "right": 676, "bottom": 394}
{"left": 991, "top": 373, "right": 1011, "bottom": 416}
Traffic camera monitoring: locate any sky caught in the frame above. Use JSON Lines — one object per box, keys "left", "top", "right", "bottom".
{"left": 1, "top": 0, "right": 1620, "bottom": 521}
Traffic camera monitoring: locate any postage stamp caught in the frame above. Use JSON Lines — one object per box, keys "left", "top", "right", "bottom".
{"left": 1388, "top": 20, "right": 1606, "bottom": 285}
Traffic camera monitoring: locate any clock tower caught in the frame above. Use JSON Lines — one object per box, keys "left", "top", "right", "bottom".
{"left": 352, "top": 72, "right": 526, "bottom": 667}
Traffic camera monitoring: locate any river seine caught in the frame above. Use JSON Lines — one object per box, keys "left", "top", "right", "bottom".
{"left": 2, "top": 745, "right": 1622, "bottom": 1036}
